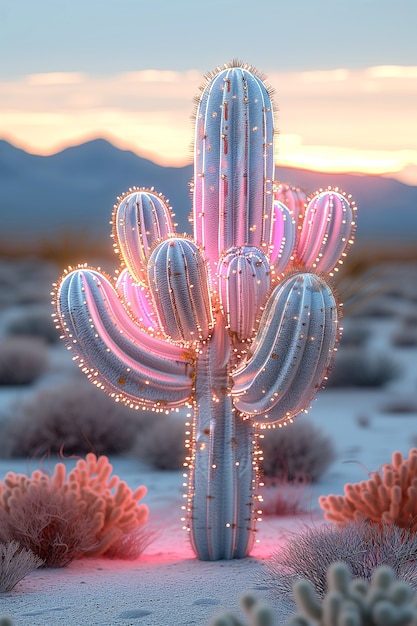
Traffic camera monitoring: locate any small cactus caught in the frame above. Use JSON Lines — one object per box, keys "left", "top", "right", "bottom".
{"left": 53, "top": 61, "right": 356, "bottom": 560}
{"left": 208, "top": 563, "right": 417, "bottom": 626}
{"left": 209, "top": 592, "right": 275, "bottom": 626}
{"left": 288, "top": 561, "right": 417, "bottom": 626}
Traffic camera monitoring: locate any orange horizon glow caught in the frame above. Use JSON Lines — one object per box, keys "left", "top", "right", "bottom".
{"left": 6, "top": 131, "right": 416, "bottom": 187}
{"left": 1, "top": 64, "right": 416, "bottom": 185}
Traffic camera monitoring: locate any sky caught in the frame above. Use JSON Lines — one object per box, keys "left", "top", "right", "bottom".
{"left": 1, "top": 0, "right": 417, "bottom": 184}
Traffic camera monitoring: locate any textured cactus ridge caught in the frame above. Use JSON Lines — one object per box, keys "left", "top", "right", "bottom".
{"left": 319, "top": 449, "right": 417, "bottom": 530}
{"left": 208, "top": 563, "right": 417, "bottom": 626}
{"left": 112, "top": 187, "right": 176, "bottom": 287}
{"left": 53, "top": 60, "right": 357, "bottom": 560}
{"left": 231, "top": 272, "right": 339, "bottom": 423}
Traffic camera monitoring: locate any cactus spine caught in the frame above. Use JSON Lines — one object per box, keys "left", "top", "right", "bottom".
{"left": 53, "top": 61, "right": 356, "bottom": 560}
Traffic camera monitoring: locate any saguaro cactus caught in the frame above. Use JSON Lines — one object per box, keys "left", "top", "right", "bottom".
{"left": 53, "top": 60, "right": 356, "bottom": 560}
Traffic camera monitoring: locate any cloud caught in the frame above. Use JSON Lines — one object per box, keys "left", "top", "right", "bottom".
{"left": 277, "top": 139, "right": 417, "bottom": 185}
{"left": 26, "top": 72, "right": 87, "bottom": 85}
{"left": 1, "top": 66, "right": 416, "bottom": 182}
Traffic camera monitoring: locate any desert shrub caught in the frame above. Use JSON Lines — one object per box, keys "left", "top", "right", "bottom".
{"left": 402, "top": 311, "right": 417, "bottom": 326}
{"left": 0, "top": 541, "right": 44, "bottom": 592}
{"left": 356, "top": 413, "right": 372, "bottom": 429}
{"left": 326, "top": 348, "right": 399, "bottom": 388}
{"left": 0, "top": 454, "right": 150, "bottom": 567}
{"left": 3, "top": 379, "right": 147, "bottom": 457}
{"left": 349, "top": 297, "right": 396, "bottom": 319}
{"left": 0, "top": 259, "right": 57, "bottom": 307}
{"left": 380, "top": 394, "right": 417, "bottom": 415}
{"left": 0, "top": 336, "right": 48, "bottom": 385}
{"left": 319, "top": 449, "right": 417, "bottom": 530}
{"left": 4, "top": 304, "right": 60, "bottom": 343}
{"left": 391, "top": 325, "right": 417, "bottom": 348}
{"left": 339, "top": 322, "right": 371, "bottom": 348}
{"left": 259, "top": 419, "right": 336, "bottom": 483}
{"left": 260, "top": 476, "right": 311, "bottom": 517}
{"left": 134, "top": 416, "right": 186, "bottom": 470}
{"left": 262, "top": 521, "right": 417, "bottom": 600}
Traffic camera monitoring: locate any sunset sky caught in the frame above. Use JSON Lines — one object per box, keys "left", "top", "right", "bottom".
{"left": 1, "top": 0, "right": 416, "bottom": 184}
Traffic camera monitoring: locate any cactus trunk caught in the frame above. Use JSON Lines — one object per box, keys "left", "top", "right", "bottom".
{"left": 187, "top": 314, "right": 257, "bottom": 560}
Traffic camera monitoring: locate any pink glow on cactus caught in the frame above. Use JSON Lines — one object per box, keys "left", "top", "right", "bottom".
{"left": 192, "top": 64, "right": 275, "bottom": 290}
{"left": 147, "top": 237, "right": 213, "bottom": 343}
{"left": 231, "top": 273, "right": 339, "bottom": 422}
{"left": 269, "top": 200, "right": 296, "bottom": 272}
{"left": 296, "top": 189, "right": 356, "bottom": 275}
{"left": 217, "top": 246, "right": 271, "bottom": 340}
{"left": 115, "top": 268, "right": 160, "bottom": 331}
{"left": 112, "top": 188, "right": 175, "bottom": 287}
{"left": 57, "top": 267, "right": 194, "bottom": 408}
{"left": 274, "top": 183, "right": 308, "bottom": 247}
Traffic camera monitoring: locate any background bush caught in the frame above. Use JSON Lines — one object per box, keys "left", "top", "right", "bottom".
{"left": 259, "top": 418, "right": 336, "bottom": 482}
{"left": 4, "top": 304, "right": 60, "bottom": 344}
{"left": 133, "top": 415, "right": 187, "bottom": 470}
{"left": 0, "top": 337, "right": 48, "bottom": 386}
{"left": 262, "top": 520, "right": 417, "bottom": 600}
{"left": 2, "top": 380, "right": 148, "bottom": 457}
{"left": 326, "top": 348, "right": 399, "bottom": 388}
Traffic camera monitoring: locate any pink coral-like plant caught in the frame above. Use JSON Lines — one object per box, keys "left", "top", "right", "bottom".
{"left": 0, "top": 453, "right": 149, "bottom": 566}
{"left": 319, "top": 449, "right": 417, "bottom": 530}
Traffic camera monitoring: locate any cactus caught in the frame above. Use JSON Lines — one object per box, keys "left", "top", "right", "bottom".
{"left": 287, "top": 561, "right": 417, "bottom": 626}
{"left": 208, "top": 564, "right": 417, "bottom": 626}
{"left": 53, "top": 60, "right": 356, "bottom": 560}
{"left": 209, "top": 592, "right": 275, "bottom": 626}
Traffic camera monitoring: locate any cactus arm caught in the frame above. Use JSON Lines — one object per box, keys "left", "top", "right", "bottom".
{"left": 269, "top": 200, "right": 296, "bottom": 274}
{"left": 274, "top": 184, "right": 308, "bottom": 248}
{"left": 193, "top": 64, "right": 275, "bottom": 283}
{"left": 55, "top": 268, "right": 194, "bottom": 408}
{"left": 231, "top": 273, "right": 339, "bottom": 423}
{"left": 147, "top": 237, "right": 213, "bottom": 342}
{"left": 296, "top": 189, "right": 356, "bottom": 275}
{"left": 112, "top": 188, "right": 175, "bottom": 286}
{"left": 187, "top": 314, "right": 257, "bottom": 560}
{"left": 217, "top": 246, "right": 271, "bottom": 341}
{"left": 115, "top": 268, "right": 160, "bottom": 331}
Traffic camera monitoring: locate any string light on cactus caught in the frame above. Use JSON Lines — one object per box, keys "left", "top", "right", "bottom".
{"left": 53, "top": 60, "right": 357, "bottom": 561}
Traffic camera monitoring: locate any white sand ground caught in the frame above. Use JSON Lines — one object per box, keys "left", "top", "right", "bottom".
{"left": 1, "top": 378, "right": 417, "bottom": 626}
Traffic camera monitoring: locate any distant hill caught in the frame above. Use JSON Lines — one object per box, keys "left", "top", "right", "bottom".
{"left": 0, "top": 138, "right": 416, "bottom": 246}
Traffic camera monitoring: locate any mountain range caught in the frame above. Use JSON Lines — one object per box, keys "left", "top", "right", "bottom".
{"left": 0, "top": 138, "right": 416, "bottom": 246}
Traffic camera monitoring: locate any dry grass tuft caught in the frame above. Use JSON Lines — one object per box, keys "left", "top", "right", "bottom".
{"left": 0, "top": 541, "right": 44, "bottom": 592}
{"left": 262, "top": 520, "right": 417, "bottom": 600}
